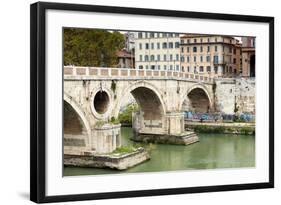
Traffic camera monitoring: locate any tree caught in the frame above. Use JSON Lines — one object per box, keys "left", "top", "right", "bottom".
{"left": 64, "top": 28, "right": 125, "bottom": 67}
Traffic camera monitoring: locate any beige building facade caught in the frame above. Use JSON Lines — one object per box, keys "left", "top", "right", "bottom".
{"left": 135, "top": 32, "right": 181, "bottom": 71}
{"left": 180, "top": 35, "right": 242, "bottom": 78}
{"left": 241, "top": 37, "right": 255, "bottom": 77}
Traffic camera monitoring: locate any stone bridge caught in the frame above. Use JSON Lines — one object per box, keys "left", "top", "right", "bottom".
{"left": 64, "top": 66, "right": 216, "bottom": 154}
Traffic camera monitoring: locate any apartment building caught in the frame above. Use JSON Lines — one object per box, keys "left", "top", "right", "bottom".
{"left": 180, "top": 34, "right": 242, "bottom": 77}
{"left": 135, "top": 32, "right": 181, "bottom": 71}
{"left": 241, "top": 37, "right": 255, "bottom": 77}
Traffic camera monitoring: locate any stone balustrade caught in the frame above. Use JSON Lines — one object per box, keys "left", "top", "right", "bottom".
{"left": 64, "top": 66, "right": 214, "bottom": 83}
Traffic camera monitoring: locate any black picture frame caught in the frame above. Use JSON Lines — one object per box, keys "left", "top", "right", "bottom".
{"left": 30, "top": 1, "right": 274, "bottom": 203}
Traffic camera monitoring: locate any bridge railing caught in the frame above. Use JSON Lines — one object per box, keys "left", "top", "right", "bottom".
{"left": 64, "top": 66, "right": 214, "bottom": 83}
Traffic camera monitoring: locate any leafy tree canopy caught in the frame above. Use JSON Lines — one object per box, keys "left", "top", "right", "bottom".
{"left": 64, "top": 28, "right": 125, "bottom": 67}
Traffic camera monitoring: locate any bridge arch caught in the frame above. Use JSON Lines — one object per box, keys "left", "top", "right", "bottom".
{"left": 181, "top": 84, "right": 213, "bottom": 113}
{"left": 64, "top": 93, "right": 91, "bottom": 147}
{"left": 115, "top": 81, "right": 166, "bottom": 119}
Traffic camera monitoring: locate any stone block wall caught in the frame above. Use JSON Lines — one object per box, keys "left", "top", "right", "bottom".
{"left": 214, "top": 78, "right": 255, "bottom": 114}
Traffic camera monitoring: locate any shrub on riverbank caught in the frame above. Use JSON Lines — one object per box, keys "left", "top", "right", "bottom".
{"left": 190, "top": 124, "right": 255, "bottom": 135}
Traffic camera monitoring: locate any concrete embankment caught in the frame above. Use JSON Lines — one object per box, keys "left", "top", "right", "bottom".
{"left": 64, "top": 147, "right": 150, "bottom": 170}
{"left": 185, "top": 122, "right": 255, "bottom": 135}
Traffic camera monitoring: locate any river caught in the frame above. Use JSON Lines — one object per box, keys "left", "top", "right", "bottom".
{"left": 64, "top": 127, "right": 255, "bottom": 176}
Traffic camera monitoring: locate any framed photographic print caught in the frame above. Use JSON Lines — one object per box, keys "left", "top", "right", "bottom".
{"left": 30, "top": 1, "right": 274, "bottom": 203}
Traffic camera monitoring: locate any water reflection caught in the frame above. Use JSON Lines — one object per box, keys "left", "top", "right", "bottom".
{"left": 64, "top": 127, "right": 255, "bottom": 176}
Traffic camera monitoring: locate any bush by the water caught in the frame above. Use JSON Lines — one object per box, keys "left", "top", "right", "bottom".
{"left": 118, "top": 104, "right": 139, "bottom": 125}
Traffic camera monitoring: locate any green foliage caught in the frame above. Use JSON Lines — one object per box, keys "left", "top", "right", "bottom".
{"left": 194, "top": 125, "right": 225, "bottom": 133}
{"left": 64, "top": 28, "right": 125, "bottom": 66}
{"left": 240, "top": 127, "right": 255, "bottom": 135}
{"left": 95, "top": 121, "right": 107, "bottom": 128}
{"left": 111, "top": 80, "right": 117, "bottom": 93}
{"left": 112, "top": 146, "right": 137, "bottom": 155}
{"left": 118, "top": 104, "right": 140, "bottom": 125}
{"left": 110, "top": 117, "right": 120, "bottom": 125}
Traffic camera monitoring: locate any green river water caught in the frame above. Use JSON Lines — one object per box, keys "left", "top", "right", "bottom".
{"left": 64, "top": 127, "right": 255, "bottom": 176}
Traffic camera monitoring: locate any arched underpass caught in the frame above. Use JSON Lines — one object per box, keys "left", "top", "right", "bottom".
{"left": 130, "top": 87, "right": 164, "bottom": 122}
{"left": 64, "top": 100, "right": 87, "bottom": 147}
{"left": 184, "top": 88, "right": 211, "bottom": 113}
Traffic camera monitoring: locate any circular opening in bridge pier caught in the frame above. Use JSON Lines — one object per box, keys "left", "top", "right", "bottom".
{"left": 94, "top": 91, "right": 110, "bottom": 114}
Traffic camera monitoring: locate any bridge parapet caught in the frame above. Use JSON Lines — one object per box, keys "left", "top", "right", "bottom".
{"left": 64, "top": 66, "right": 214, "bottom": 84}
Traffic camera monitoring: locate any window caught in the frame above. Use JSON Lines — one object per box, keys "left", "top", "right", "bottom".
{"left": 163, "top": 54, "right": 167, "bottom": 61}
{"left": 223, "top": 46, "right": 225, "bottom": 52}
{"left": 214, "top": 66, "right": 218, "bottom": 74}
{"left": 157, "top": 33, "right": 160, "bottom": 38}
{"left": 139, "top": 43, "right": 142, "bottom": 50}
{"left": 176, "top": 65, "right": 179, "bottom": 71}
{"left": 138, "top": 32, "right": 143, "bottom": 38}
{"left": 145, "top": 65, "right": 149, "bottom": 69}
{"left": 145, "top": 43, "right": 149, "bottom": 49}
{"left": 180, "top": 56, "right": 185, "bottom": 62}
{"left": 150, "top": 55, "right": 155, "bottom": 61}
{"left": 158, "top": 65, "right": 161, "bottom": 70}
{"left": 163, "top": 42, "right": 167, "bottom": 49}
{"left": 175, "top": 42, "right": 180, "bottom": 48}
{"left": 229, "top": 46, "right": 232, "bottom": 53}
{"left": 175, "top": 33, "right": 179, "bottom": 37}
{"left": 169, "top": 33, "right": 173, "bottom": 37}
{"left": 169, "top": 42, "right": 173, "bottom": 48}
{"left": 193, "top": 46, "right": 197, "bottom": 52}
{"left": 200, "top": 46, "right": 203, "bottom": 52}
{"left": 207, "top": 46, "right": 210, "bottom": 52}
{"left": 150, "top": 32, "right": 154, "bottom": 38}
{"left": 139, "top": 65, "right": 143, "bottom": 69}
{"left": 207, "top": 38, "right": 210, "bottom": 42}
{"left": 145, "top": 55, "right": 149, "bottom": 62}
{"left": 199, "top": 66, "right": 204, "bottom": 72}
{"left": 170, "top": 65, "right": 173, "bottom": 70}
{"left": 170, "top": 54, "right": 173, "bottom": 61}
{"left": 164, "top": 65, "right": 167, "bottom": 70}
{"left": 181, "top": 66, "right": 184, "bottom": 72}
{"left": 187, "top": 47, "right": 190, "bottom": 53}
{"left": 187, "top": 56, "right": 190, "bottom": 63}
{"left": 187, "top": 39, "right": 190, "bottom": 43}
{"left": 157, "top": 43, "right": 160, "bottom": 49}
{"left": 215, "top": 46, "right": 217, "bottom": 52}
{"left": 194, "top": 39, "right": 197, "bottom": 43}
{"left": 214, "top": 56, "right": 219, "bottom": 64}
{"left": 145, "top": 33, "right": 148, "bottom": 38}
{"left": 207, "top": 66, "right": 211, "bottom": 72}
{"left": 200, "top": 56, "right": 203, "bottom": 63}
{"left": 163, "top": 33, "right": 167, "bottom": 37}
{"left": 151, "top": 43, "right": 154, "bottom": 49}
{"left": 234, "top": 48, "right": 236, "bottom": 54}
{"left": 187, "top": 66, "right": 190, "bottom": 72}
{"left": 151, "top": 65, "right": 155, "bottom": 70}
{"left": 139, "top": 55, "right": 143, "bottom": 61}
{"left": 206, "top": 55, "right": 210, "bottom": 62}
{"left": 194, "top": 56, "right": 196, "bottom": 62}
{"left": 200, "top": 38, "right": 203, "bottom": 43}
{"left": 215, "top": 38, "right": 217, "bottom": 42}
{"left": 157, "top": 55, "right": 160, "bottom": 61}
{"left": 181, "top": 39, "right": 184, "bottom": 44}
{"left": 194, "top": 66, "right": 197, "bottom": 73}
{"left": 181, "top": 47, "right": 184, "bottom": 53}
{"left": 233, "top": 58, "right": 236, "bottom": 64}
{"left": 176, "top": 54, "right": 179, "bottom": 61}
